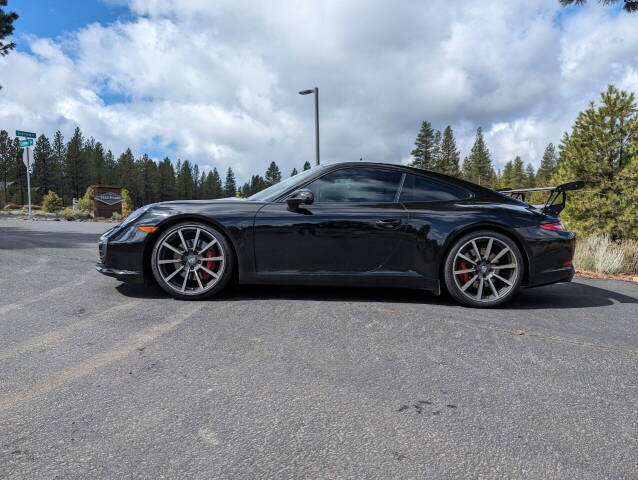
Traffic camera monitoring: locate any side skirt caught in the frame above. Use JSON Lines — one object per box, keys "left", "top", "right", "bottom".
{"left": 241, "top": 271, "right": 441, "bottom": 295}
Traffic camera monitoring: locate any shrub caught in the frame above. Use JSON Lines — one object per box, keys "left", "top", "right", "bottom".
{"left": 111, "top": 211, "right": 123, "bottom": 221}
{"left": 3, "top": 203, "right": 19, "bottom": 210}
{"left": 121, "top": 188, "right": 133, "bottom": 217}
{"left": 574, "top": 236, "right": 626, "bottom": 274}
{"left": 42, "top": 191, "right": 63, "bottom": 212}
{"left": 77, "top": 186, "right": 94, "bottom": 213}
{"left": 59, "top": 207, "right": 91, "bottom": 221}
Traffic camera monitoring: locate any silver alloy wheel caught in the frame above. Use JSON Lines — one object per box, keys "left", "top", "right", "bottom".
{"left": 156, "top": 226, "right": 226, "bottom": 295}
{"left": 452, "top": 236, "right": 519, "bottom": 303}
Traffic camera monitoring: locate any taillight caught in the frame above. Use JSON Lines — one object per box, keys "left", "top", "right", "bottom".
{"left": 540, "top": 221, "right": 566, "bottom": 232}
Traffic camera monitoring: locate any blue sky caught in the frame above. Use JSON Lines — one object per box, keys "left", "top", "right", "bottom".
{"left": 1, "top": 0, "right": 637, "bottom": 183}
{"left": 10, "top": 0, "right": 130, "bottom": 45}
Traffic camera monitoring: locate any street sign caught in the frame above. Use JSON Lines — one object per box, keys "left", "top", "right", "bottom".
{"left": 19, "top": 139, "right": 34, "bottom": 148}
{"left": 22, "top": 148, "right": 33, "bottom": 174}
{"left": 16, "top": 130, "right": 36, "bottom": 138}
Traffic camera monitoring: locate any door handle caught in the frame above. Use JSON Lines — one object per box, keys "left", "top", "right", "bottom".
{"left": 376, "top": 218, "right": 402, "bottom": 229}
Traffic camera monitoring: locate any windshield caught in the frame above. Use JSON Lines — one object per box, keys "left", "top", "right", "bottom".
{"left": 248, "top": 166, "right": 324, "bottom": 201}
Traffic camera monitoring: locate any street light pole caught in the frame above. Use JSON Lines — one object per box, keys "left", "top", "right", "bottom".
{"left": 299, "top": 87, "right": 320, "bottom": 166}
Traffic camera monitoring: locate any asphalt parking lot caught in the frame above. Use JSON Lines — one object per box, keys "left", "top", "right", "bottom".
{"left": 0, "top": 218, "right": 637, "bottom": 479}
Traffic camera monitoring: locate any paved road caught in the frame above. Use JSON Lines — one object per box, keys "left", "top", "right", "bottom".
{"left": 0, "top": 219, "right": 637, "bottom": 479}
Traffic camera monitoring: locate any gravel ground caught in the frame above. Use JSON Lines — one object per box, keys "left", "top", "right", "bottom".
{"left": 1, "top": 219, "right": 637, "bottom": 479}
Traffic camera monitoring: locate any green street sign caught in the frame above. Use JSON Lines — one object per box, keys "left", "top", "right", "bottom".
{"left": 19, "top": 139, "right": 34, "bottom": 148}
{"left": 16, "top": 130, "right": 36, "bottom": 139}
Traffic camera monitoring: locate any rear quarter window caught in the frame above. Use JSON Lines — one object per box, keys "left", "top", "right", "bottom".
{"left": 399, "top": 173, "right": 470, "bottom": 202}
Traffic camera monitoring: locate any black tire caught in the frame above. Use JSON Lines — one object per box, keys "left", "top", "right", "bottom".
{"left": 443, "top": 230, "right": 523, "bottom": 308}
{"left": 150, "top": 221, "right": 234, "bottom": 300}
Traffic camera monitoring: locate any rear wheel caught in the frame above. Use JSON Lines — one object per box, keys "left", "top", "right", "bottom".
{"left": 443, "top": 230, "right": 523, "bottom": 307}
{"left": 150, "top": 222, "right": 234, "bottom": 300}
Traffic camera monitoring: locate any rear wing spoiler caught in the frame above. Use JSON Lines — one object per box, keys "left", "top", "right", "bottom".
{"left": 498, "top": 180, "right": 584, "bottom": 217}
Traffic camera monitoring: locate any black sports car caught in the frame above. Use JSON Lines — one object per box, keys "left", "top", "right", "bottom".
{"left": 96, "top": 162, "right": 581, "bottom": 307}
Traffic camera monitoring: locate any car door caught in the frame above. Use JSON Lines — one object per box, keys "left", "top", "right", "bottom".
{"left": 253, "top": 166, "right": 408, "bottom": 274}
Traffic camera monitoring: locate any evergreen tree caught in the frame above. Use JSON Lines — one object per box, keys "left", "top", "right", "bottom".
{"left": 410, "top": 121, "right": 437, "bottom": 170}
{"left": 139, "top": 153, "right": 159, "bottom": 205}
{"left": 64, "top": 127, "right": 88, "bottom": 201}
{"left": 524, "top": 163, "right": 536, "bottom": 188}
{"left": 157, "top": 157, "right": 176, "bottom": 201}
{"left": 509, "top": 156, "right": 525, "bottom": 187}
{"left": 500, "top": 160, "right": 514, "bottom": 189}
{"left": 0, "top": 0, "right": 18, "bottom": 90}
{"left": 32, "top": 134, "right": 55, "bottom": 192}
{"left": 210, "top": 167, "right": 223, "bottom": 198}
{"left": 554, "top": 85, "right": 638, "bottom": 238}
{"left": 11, "top": 137, "right": 26, "bottom": 204}
{"left": 176, "top": 160, "right": 195, "bottom": 200}
{"left": 89, "top": 142, "right": 106, "bottom": 185}
{"left": 462, "top": 127, "right": 495, "bottom": 186}
{"left": 536, "top": 143, "right": 557, "bottom": 185}
{"left": 435, "top": 126, "right": 460, "bottom": 176}
{"left": 224, "top": 167, "right": 237, "bottom": 197}
{"left": 0, "top": 129, "right": 12, "bottom": 203}
{"left": 192, "top": 164, "right": 200, "bottom": 199}
{"left": 265, "top": 161, "right": 282, "bottom": 185}
{"left": 52, "top": 131, "right": 65, "bottom": 202}
{"left": 303, "top": 161, "right": 311, "bottom": 171}
{"left": 104, "top": 149, "right": 117, "bottom": 185}
{"left": 290, "top": 168, "right": 298, "bottom": 177}
{"left": 116, "top": 148, "right": 142, "bottom": 207}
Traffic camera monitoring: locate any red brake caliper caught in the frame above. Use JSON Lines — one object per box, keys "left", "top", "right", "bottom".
{"left": 201, "top": 246, "right": 217, "bottom": 280}
{"left": 459, "top": 261, "right": 469, "bottom": 284}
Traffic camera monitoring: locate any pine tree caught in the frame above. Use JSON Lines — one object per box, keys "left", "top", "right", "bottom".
{"left": 524, "top": 163, "right": 536, "bottom": 188}
{"left": 89, "top": 142, "right": 106, "bottom": 185}
{"left": 224, "top": 167, "right": 237, "bottom": 197}
{"left": 303, "top": 161, "right": 311, "bottom": 171}
{"left": 10, "top": 137, "right": 26, "bottom": 204}
{"left": 509, "top": 156, "right": 525, "bottom": 187}
{"left": 500, "top": 160, "right": 514, "bottom": 189}
{"left": 554, "top": 85, "right": 638, "bottom": 238}
{"left": 104, "top": 149, "right": 117, "bottom": 185}
{"left": 139, "top": 154, "right": 159, "bottom": 205}
{"left": 435, "top": 126, "right": 460, "bottom": 176}
{"left": 64, "top": 127, "right": 88, "bottom": 201}
{"left": 462, "top": 127, "right": 495, "bottom": 186}
{"left": 410, "top": 121, "right": 437, "bottom": 170}
{"left": 176, "top": 160, "right": 195, "bottom": 200}
{"left": 536, "top": 143, "right": 557, "bottom": 185}
{"left": 0, "top": 129, "right": 12, "bottom": 204}
{"left": 157, "top": 157, "right": 176, "bottom": 201}
{"left": 290, "top": 168, "right": 298, "bottom": 177}
{"left": 0, "top": 1, "right": 18, "bottom": 90}
{"left": 265, "top": 161, "right": 282, "bottom": 185}
{"left": 210, "top": 168, "right": 223, "bottom": 198}
{"left": 52, "top": 131, "right": 65, "bottom": 202}
{"left": 116, "top": 148, "right": 141, "bottom": 207}
{"left": 32, "top": 134, "right": 55, "bottom": 192}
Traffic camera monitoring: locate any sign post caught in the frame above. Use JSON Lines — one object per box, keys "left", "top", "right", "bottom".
{"left": 17, "top": 130, "right": 36, "bottom": 217}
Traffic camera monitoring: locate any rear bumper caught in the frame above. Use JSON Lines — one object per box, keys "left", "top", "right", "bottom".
{"left": 525, "top": 265, "right": 574, "bottom": 288}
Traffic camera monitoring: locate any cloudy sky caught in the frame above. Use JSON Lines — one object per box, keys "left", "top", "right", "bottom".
{"left": 1, "top": 0, "right": 638, "bottom": 182}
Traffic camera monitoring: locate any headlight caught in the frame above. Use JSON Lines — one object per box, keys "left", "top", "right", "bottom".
{"left": 121, "top": 204, "right": 153, "bottom": 227}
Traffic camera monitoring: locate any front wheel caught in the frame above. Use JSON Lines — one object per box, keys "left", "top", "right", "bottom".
{"left": 443, "top": 230, "right": 523, "bottom": 308}
{"left": 150, "top": 222, "right": 234, "bottom": 300}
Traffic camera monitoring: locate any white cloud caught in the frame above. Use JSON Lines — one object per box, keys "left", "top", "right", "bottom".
{"left": 1, "top": 0, "right": 638, "bottom": 183}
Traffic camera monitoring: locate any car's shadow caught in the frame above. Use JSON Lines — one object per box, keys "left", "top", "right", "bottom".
{"left": 116, "top": 279, "right": 637, "bottom": 310}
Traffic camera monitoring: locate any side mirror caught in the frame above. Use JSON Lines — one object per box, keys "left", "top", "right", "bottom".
{"left": 286, "top": 189, "right": 314, "bottom": 208}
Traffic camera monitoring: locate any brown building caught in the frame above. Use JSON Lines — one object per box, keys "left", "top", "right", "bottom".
{"left": 91, "top": 185, "right": 124, "bottom": 218}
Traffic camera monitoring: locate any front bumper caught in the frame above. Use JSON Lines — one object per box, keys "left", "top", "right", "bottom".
{"left": 96, "top": 224, "right": 152, "bottom": 284}
{"left": 95, "top": 264, "right": 144, "bottom": 283}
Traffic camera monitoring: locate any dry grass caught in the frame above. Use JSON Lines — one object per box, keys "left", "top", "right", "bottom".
{"left": 574, "top": 236, "right": 638, "bottom": 275}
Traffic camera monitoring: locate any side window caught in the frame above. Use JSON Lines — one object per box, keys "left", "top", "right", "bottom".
{"left": 306, "top": 168, "right": 403, "bottom": 203}
{"left": 399, "top": 174, "right": 470, "bottom": 202}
